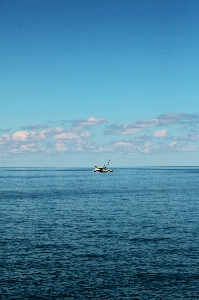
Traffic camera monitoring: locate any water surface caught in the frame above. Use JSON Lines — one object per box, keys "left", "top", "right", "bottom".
{"left": 0, "top": 167, "right": 199, "bottom": 299}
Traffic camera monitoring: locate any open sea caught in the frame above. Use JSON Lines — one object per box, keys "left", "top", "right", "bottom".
{"left": 0, "top": 167, "right": 199, "bottom": 300}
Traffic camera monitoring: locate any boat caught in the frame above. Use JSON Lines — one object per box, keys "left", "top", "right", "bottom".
{"left": 93, "top": 160, "right": 113, "bottom": 172}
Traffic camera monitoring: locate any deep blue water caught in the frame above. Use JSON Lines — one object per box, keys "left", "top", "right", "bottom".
{"left": 0, "top": 167, "right": 199, "bottom": 299}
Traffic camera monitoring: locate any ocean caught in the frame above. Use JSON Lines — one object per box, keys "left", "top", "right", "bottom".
{"left": 0, "top": 167, "right": 199, "bottom": 299}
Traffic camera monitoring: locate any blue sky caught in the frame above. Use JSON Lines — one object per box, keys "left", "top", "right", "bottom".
{"left": 1, "top": 0, "right": 199, "bottom": 167}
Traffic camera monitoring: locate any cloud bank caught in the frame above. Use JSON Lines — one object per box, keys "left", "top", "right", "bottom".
{"left": 1, "top": 114, "right": 199, "bottom": 157}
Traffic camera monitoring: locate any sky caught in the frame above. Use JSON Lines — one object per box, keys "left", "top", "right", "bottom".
{"left": 1, "top": 0, "right": 199, "bottom": 167}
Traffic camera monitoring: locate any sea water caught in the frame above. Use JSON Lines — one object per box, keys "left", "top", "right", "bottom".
{"left": 0, "top": 167, "right": 199, "bottom": 299}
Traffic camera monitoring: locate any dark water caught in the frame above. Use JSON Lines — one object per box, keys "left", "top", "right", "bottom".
{"left": 0, "top": 167, "right": 199, "bottom": 299}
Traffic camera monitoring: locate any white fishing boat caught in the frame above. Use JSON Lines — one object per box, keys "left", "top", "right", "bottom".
{"left": 93, "top": 160, "right": 113, "bottom": 172}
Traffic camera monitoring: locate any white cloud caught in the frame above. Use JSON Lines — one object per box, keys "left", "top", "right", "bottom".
{"left": 115, "top": 141, "right": 132, "bottom": 147}
{"left": 182, "top": 145, "right": 198, "bottom": 151}
{"left": 104, "top": 123, "right": 143, "bottom": 135}
{"left": 20, "top": 145, "right": 38, "bottom": 152}
{"left": 121, "top": 127, "right": 143, "bottom": 135}
{"left": 154, "top": 129, "right": 168, "bottom": 138}
{"left": 45, "top": 127, "right": 63, "bottom": 136}
{"left": 169, "top": 141, "right": 178, "bottom": 147}
{"left": 54, "top": 131, "right": 92, "bottom": 140}
{"left": 71, "top": 116, "right": 108, "bottom": 131}
{"left": 143, "top": 142, "right": 152, "bottom": 154}
{"left": 54, "top": 132, "right": 78, "bottom": 140}
{"left": 12, "top": 130, "right": 47, "bottom": 141}
{"left": 0, "top": 134, "right": 10, "bottom": 144}
{"left": 104, "top": 113, "right": 199, "bottom": 135}
{"left": 12, "top": 131, "right": 29, "bottom": 141}
{"left": 92, "top": 146, "right": 114, "bottom": 152}
{"left": 113, "top": 140, "right": 153, "bottom": 154}
{"left": 1, "top": 114, "right": 199, "bottom": 158}
{"left": 8, "top": 143, "right": 42, "bottom": 153}
{"left": 55, "top": 142, "right": 68, "bottom": 152}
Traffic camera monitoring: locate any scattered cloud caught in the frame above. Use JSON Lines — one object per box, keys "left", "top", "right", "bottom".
{"left": 154, "top": 129, "right": 168, "bottom": 138}
{"left": 21, "top": 124, "right": 50, "bottom": 130}
{"left": 12, "top": 130, "right": 47, "bottom": 141}
{"left": 54, "top": 131, "right": 92, "bottom": 140}
{"left": 0, "top": 128, "right": 11, "bottom": 132}
{"left": 55, "top": 142, "right": 68, "bottom": 152}
{"left": 104, "top": 113, "right": 199, "bottom": 135}
{"left": 0, "top": 134, "right": 10, "bottom": 144}
{"left": 1, "top": 113, "right": 199, "bottom": 157}
{"left": 71, "top": 116, "right": 108, "bottom": 131}
{"left": 104, "top": 123, "right": 143, "bottom": 135}
{"left": 169, "top": 141, "right": 178, "bottom": 147}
